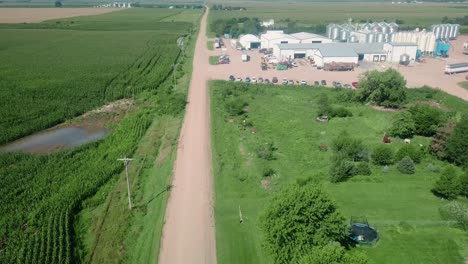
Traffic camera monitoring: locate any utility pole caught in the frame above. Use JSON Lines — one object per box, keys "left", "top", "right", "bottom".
{"left": 118, "top": 157, "right": 133, "bottom": 209}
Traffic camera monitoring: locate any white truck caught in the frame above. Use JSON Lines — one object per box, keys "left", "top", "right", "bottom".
{"left": 444, "top": 63, "right": 468, "bottom": 75}
{"left": 242, "top": 54, "right": 250, "bottom": 62}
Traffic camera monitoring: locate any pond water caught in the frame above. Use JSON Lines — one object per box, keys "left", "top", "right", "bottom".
{"left": 0, "top": 126, "right": 108, "bottom": 154}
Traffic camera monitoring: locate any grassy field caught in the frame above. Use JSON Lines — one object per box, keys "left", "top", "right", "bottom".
{"left": 208, "top": 40, "right": 214, "bottom": 50}
{"left": 0, "top": 8, "right": 201, "bottom": 264}
{"left": 209, "top": 3, "right": 468, "bottom": 32}
{"left": 210, "top": 81, "right": 468, "bottom": 264}
{"left": 209, "top": 55, "right": 220, "bottom": 65}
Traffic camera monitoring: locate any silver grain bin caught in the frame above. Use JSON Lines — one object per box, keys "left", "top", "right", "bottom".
{"left": 331, "top": 26, "right": 341, "bottom": 40}
{"left": 373, "top": 25, "right": 382, "bottom": 32}
{"left": 389, "top": 33, "right": 395, "bottom": 42}
{"left": 443, "top": 24, "right": 451, "bottom": 39}
{"left": 366, "top": 32, "right": 376, "bottom": 43}
{"left": 439, "top": 25, "right": 446, "bottom": 39}
{"left": 448, "top": 25, "right": 455, "bottom": 40}
{"left": 326, "top": 24, "right": 335, "bottom": 39}
{"left": 349, "top": 35, "right": 358, "bottom": 43}
{"left": 389, "top": 22, "right": 398, "bottom": 33}
{"left": 362, "top": 22, "right": 371, "bottom": 31}
{"left": 453, "top": 24, "right": 460, "bottom": 39}
{"left": 340, "top": 30, "right": 350, "bottom": 42}
{"left": 376, "top": 32, "right": 385, "bottom": 43}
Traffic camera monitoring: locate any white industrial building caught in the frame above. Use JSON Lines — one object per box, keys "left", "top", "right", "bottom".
{"left": 290, "top": 32, "right": 333, "bottom": 44}
{"left": 260, "top": 31, "right": 300, "bottom": 49}
{"left": 239, "top": 34, "right": 261, "bottom": 49}
{"left": 391, "top": 31, "right": 436, "bottom": 54}
{"left": 273, "top": 42, "right": 416, "bottom": 67}
{"left": 383, "top": 43, "right": 418, "bottom": 63}
{"left": 261, "top": 19, "right": 275, "bottom": 27}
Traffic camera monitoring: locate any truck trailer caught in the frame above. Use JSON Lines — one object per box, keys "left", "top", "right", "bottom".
{"left": 444, "top": 63, "right": 468, "bottom": 75}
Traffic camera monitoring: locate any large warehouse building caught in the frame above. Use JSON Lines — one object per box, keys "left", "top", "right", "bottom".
{"left": 260, "top": 31, "right": 300, "bottom": 50}
{"left": 273, "top": 42, "right": 417, "bottom": 66}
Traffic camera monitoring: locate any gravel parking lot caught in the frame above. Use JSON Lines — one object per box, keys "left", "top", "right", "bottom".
{"left": 207, "top": 35, "right": 468, "bottom": 100}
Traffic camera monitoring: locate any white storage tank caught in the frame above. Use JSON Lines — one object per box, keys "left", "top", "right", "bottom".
{"left": 389, "top": 22, "right": 398, "bottom": 33}
{"left": 331, "top": 26, "right": 341, "bottom": 40}
{"left": 453, "top": 24, "right": 460, "bottom": 39}
{"left": 376, "top": 32, "right": 385, "bottom": 43}
{"left": 340, "top": 30, "right": 350, "bottom": 42}
{"left": 366, "top": 32, "right": 376, "bottom": 43}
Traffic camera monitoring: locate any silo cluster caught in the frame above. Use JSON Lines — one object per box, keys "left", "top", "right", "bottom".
{"left": 326, "top": 22, "right": 398, "bottom": 43}
{"left": 391, "top": 31, "right": 436, "bottom": 54}
{"left": 430, "top": 24, "right": 460, "bottom": 40}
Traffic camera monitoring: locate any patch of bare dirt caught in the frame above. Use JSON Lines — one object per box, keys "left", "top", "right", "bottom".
{"left": 261, "top": 177, "right": 271, "bottom": 190}
{"left": 156, "top": 145, "right": 172, "bottom": 166}
{"left": 0, "top": 8, "right": 121, "bottom": 23}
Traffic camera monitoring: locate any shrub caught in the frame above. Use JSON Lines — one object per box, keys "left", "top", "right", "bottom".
{"left": 298, "top": 242, "right": 370, "bottom": 264}
{"left": 319, "top": 144, "right": 328, "bottom": 152}
{"left": 329, "top": 156, "right": 357, "bottom": 183}
{"left": 431, "top": 167, "right": 460, "bottom": 200}
{"left": 356, "top": 162, "right": 372, "bottom": 176}
{"left": 439, "top": 201, "right": 468, "bottom": 231}
{"left": 317, "top": 93, "right": 332, "bottom": 117}
{"left": 262, "top": 167, "right": 276, "bottom": 177}
{"left": 372, "top": 145, "right": 394, "bottom": 165}
{"left": 396, "top": 144, "right": 422, "bottom": 164}
{"left": 356, "top": 69, "right": 407, "bottom": 108}
{"left": 389, "top": 111, "right": 415, "bottom": 138}
{"left": 445, "top": 114, "right": 468, "bottom": 167}
{"left": 426, "top": 163, "right": 440, "bottom": 173}
{"left": 332, "top": 131, "right": 367, "bottom": 161}
{"left": 330, "top": 107, "right": 353, "bottom": 118}
{"left": 256, "top": 142, "right": 277, "bottom": 160}
{"left": 408, "top": 104, "right": 446, "bottom": 137}
{"left": 225, "top": 97, "right": 247, "bottom": 116}
{"left": 260, "top": 183, "right": 347, "bottom": 264}
{"left": 397, "top": 156, "right": 415, "bottom": 174}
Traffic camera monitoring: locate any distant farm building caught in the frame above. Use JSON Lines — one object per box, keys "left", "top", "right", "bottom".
{"left": 261, "top": 19, "right": 275, "bottom": 28}
{"left": 239, "top": 34, "right": 261, "bottom": 49}
{"left": 290, "top": 32, "right": 333, "bottom": 44}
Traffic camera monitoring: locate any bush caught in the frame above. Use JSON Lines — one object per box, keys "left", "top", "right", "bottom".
{"left": 225, "top": 97, "right": 247, "bottom": 116}
{"left": 330, "top": 107, "right": 353, "bottom": 118}
{"left": 357, "top": 69, "right": 407, "bottom": 108}
{"left": 262, "top": 167, "right": 276, "bottom": 177}
{"left": 408, "top": 104, "right": 446, "bottom": 137}
{"left": 256, "top": 142, "right": 277, "bottom": 160}
{"left": 395, "top": 144, "right": 422, "bottom": 164}
{"left": 389, "top": 111, "right": 415, "bottom": 138}
{"left": 431, "top": 167, "right": 460, "bottom": 200}
{"left": 329, "top": 156, "right": 357, "bottom": 183}
{"left": 355, "top": 162, "right": 372, "bottom": 176}
{"left": 260, "top": 183, "right": 347, "bottom": 264}
{"left": 459, "top": 172, "right": 468, "bottom": 198}
{"left": 430, "top": 120, "right": 456, "bottom": 160}
{"left": 317, "top": 93, "right": 332, "bottom": 117}
{"left": 439, "top": 201, "right": 468, "bottom": 231}
{"left": 372, "top": 145, "right": 394, "bottom": 165}
{"left": 298, "top": 242, "right": 370, "bottom": 264}
{"left": 397, "top": 156, "right": 415, "bottom": 174}
{"left": 426, "top": 163, "right": 440, "bottom": 173}
{"left": 332, "top": 131, "right": 368, "bottom": 161}
{"left": 445, "top": 114, "right": 468, "bottom": 167}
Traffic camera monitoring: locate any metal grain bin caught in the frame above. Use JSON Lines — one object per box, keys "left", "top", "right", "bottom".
{"left": 390, "top": 33, "right": 396, "bottom": 42}
{"left": 453, "top": 24, "right": 460, "bottom": 39}
{"left": 389, "top": 22, "right": 398, "bottom": 33}
{"left": 349, "top": 35, "right": 358, "bottom": 43}
{"left": 376, "top": 32, "right": 385, "bottom": 43}
{"left": 340, "top": 30, "right": 350, "bottom": 41}
{"left": 326, "top": 24, "right": 335, "bottom": 39}
{"left": 373, "top": 25, "right": 382, "bottom": 32}
{"left": 431, "top": 25, "right": 441, "bottom": 39}
{"left": 331, "top": 26, "right": 341, "bottom": 40}
{"left": 443, "top": 25, "right": 451, "bottom": 39}
{"left": 366, "top": 32, "right": 375, "bottom": 43}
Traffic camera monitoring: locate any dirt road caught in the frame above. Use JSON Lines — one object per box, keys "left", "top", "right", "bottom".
{"left": 158, "top": 7, "right": 217, "bottom": 264}
{"left": 0, "top": 8, "right": 120, "bottom": 23}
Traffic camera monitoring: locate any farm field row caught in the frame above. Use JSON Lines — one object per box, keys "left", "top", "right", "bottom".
{"left": 0, "top": 8, "right": 120, "bottom": 23}
{"left": 0, "top": 8, "right": 201, "bottom": 264}
{"left": 210, "top": 81, "right": 468, "bottom": 264}
{"left": 209, "top": 3, "right": 468, "bottom": 32}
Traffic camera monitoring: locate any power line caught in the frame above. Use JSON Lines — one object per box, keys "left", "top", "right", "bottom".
{"left": 117, "top": 157, "right": 133, "bottom": 209}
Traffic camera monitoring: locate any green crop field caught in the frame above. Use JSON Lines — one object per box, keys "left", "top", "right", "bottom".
{"left": 209, "top": 3, "right": 468, "bottom": 32}
{"left": 210, "top": 81, "right": 468, "bottom": 264}
{"left": 0, "top": 8, "right": 202, "bottom": 264}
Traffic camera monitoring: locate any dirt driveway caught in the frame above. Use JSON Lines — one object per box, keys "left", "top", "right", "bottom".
{"left": 207, "top": 35, "right": 468, "bottom": 101}
{"left": 0, "top": 8, "right": 120, "bottom": 23}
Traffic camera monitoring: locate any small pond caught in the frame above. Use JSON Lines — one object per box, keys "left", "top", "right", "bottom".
{"left": 0, "top": 126, "right": 108, "bottom": 154}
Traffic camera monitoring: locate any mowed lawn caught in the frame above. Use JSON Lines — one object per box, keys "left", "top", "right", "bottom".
{"left": 210, "top": 81, "right": 468, "bottom": 264}
{"left": 209, "top": 3, "right": 468, "bottom": 31}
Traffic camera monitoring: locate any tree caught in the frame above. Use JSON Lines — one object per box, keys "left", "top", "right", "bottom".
{"left": 298, "top": 242, "right": 370, "bottom": 264}
{"left": 396, "top": 144, "right": 422, "bottom": 164}
{"left": 408, "top": 104, "right": 446, "bottom": 137}
{"left": 389, "top": 111, "right": 415, "bottom": 138}
{"left": 430, "top": 120, "right": 456, "bottom": 160}
{"left": 331, "top": 131, "right": 368, "bottom": 161}
{"left": 54, "top": 0, "right": 62, "bottom": 7}
{"left": 260, "top": 183, "right": 347, "bottom": 264}
{"left": 432, "top": 167, "right": 460, "bottom": 200}
{"left": 329, "top": 156, "right": 357, "bottom": 183}
{"left": 458, "top": 172, "right": 468, "bottom": 198}
{"left": 372, "top": 145, "right": 394, "bottom": 165}
{"left": 445, "top": 114, "right": 468, "bottom": 167}
{"left": 357, "top": 69, "right": 407, "bottom": 108}
{"left": 317, "top": 93, "right": 331, "bottom": 117}
{"left": 397, "top": 156, "right": 415, "bottom": 174}
{"left": 356, "top": 162, "right": 372, "bottom": 176}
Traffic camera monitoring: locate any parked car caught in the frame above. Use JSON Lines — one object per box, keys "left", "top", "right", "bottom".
{"left": 252, "top": 77, "right": 257, "bottom": 83}
{"left": 321, "top": 80, "right": 327, "bottom": 86}
{"left": 264, "top": 78, "right": 270, "bottom": 83}
{"left": 343, "top": 84, "right": 352, "bottom": 89}
{"left": 236, "top": 77, "right": 242, "bottom": 82}
{"left": 245, "top": 77, "right": 251, "bottom": 83}
{"left": 229, "top": 75, "right": 235, "bottom": 81}
{"left": 288, "top": 79, "right": 295, "bottom": 85}
{"left": 272, "top": 77, "right": 278, "bottom": 83}
{"left": 352, "top": 82, "right": 359, "bottom": 88}
{"left": 314, "top": 81, "right": 320, "bottom": 86}
{"left": 282, "top": 78, "right": 288, "bottom": 85}
{"left": 258, "top": 77, "right": 264, "bottom": 83}
{"left": 300, "top": 80, "right": 307, "bottom": 85}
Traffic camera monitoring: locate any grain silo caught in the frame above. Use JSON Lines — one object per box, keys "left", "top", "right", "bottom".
{"left": 376, "top": 32, "right": 385, "bottom": 43}
{"left": 366, "top": 32, "right": 376, "bottom": 43}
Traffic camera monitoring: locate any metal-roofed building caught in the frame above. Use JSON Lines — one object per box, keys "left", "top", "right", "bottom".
{"left": 290, "top": 32, "right": 333, "bottom": 44}
{"left": 239, "top": 34, "right": 261, "bottom": 49}
{"left": 260, "top": 31, "right": 300, "bottom": 49}
{"left": 383, "top": 42, "right": 418, "bottom": 63}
